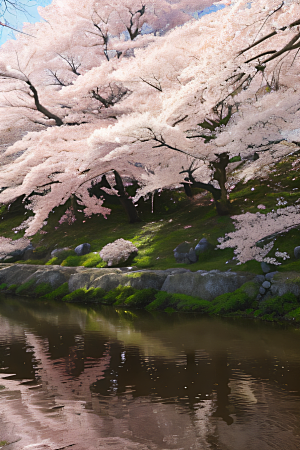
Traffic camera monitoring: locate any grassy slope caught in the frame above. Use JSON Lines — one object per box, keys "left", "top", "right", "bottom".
{"left": 1, "top": 151, "right": 300, "bottom": 274}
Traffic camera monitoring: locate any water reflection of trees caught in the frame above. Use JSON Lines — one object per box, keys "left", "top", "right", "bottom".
{"left": 1, "top": 297, "right": 300, "bottom": 425}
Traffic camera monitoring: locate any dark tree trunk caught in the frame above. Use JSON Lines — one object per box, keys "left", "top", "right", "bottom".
{"left": 183, "top": 182, "right": 193, "bottom": 197}
{"left": 211, "top": 153, "right": 230, "bottom": 215}
{"left": 113, "top": 170, "right": 141, "bottom": 223}
{"left": 180, "top": 153, "right": 230, "bottom": 215}
{"left": 88, "top": 172, "right": 141, "bottom": 223}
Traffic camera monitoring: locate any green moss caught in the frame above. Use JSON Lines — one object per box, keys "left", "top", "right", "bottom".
{"left": 61, "top": 255, "right": 81, "bottom": 267}
{"left": 7, "top": 284, "right": 17, "bottom": 292}
{"left": 211, "top": 282, "right": 259, "bottom": 315}
{"left": 46, "top": 257, "right": 59, "bottom": 265}
{"left": 96, "top": 261, "right": 107, "bottom": 268}
{"left": 19, "top": 259, "right": 47, "bottom": 265}
{"left": 113, "top": 286, "right": 136, "bottom": 305}
{"left": 229, "top": 155, "right": 242, "bottom": 163}
{"left": 145, "top": 291, "right": 211, "bottom": 313}
{"left": 15, "top": 279, "right": 35, "bottom": 295}
{"left": 124, "top": 288, "right": 158, "bottom": 307}
{"left": 102, "top": 285, "right": 134, "bottom": 305}
{"left": 260, "top": 293, "right": 299, "bottom": 316}
{"left": 81, "top": 253, "right": 103, "bottom": 268}
{"left": 34, "top": 282, "right": 53, "bottom": 296}
{"left": 62, "top": 287, "right": 105, "bottom": 302}
{"left": 60, "top": 252, "right": 105, "bottom": 268}
{"left": 42, "top": 282, "right": 69, "bottom": 301}
{"left": 0, "top": 283, "right": 7, "bottom": 290}
{"left": 126, "top": 272, "right": 143, "bottom": 279}
{"left": 0, "top": 441, "right": 8, "bottom": 447}
{"left": 285, "top": 306, "right": 300, "bottom": 322}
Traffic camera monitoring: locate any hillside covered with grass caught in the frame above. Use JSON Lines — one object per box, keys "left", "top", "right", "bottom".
{"left": 1, "top": 149, "right": 300, "bottom": 275}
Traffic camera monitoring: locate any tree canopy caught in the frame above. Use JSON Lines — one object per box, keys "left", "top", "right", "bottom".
{"left": 0, "top": 0, "right": 300, "bottom": 243}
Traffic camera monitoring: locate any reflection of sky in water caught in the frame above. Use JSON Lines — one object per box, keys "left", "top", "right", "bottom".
{"left": 0, "top": 298, "right": 300, "bottom": 449}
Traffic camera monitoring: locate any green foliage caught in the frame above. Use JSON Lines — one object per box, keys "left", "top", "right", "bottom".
{"left": 18, "top": 259, "right": 46, "bottom": 265}
{"left": 81, "top": 253, "right": 103, "bottom": 267}
{"left": 46, "top": 257, "right": 59, "bottom": 265}
{"left": 60, "top": 252, "right": 105, "bottom": 268}
{"left": 146, "top": 291, "right": 211, "bottom": 313}
{"left": 102, "top": 285, "right": 134, "bottom": 305}
{"left": 0, "top": 283, "right": 7, "bottom": 290}
{"left": 211, "top": 282, "right": 259, "bottom": 314}
{"left": 15, "top": 279, "right": 35, "bottom": 295}
{"left": 260, "top": 293, "right": 299, "bottom": 316}
{"left": 62, "top": 287, "right": 105, "bottom": 302}
{"left": 34, "top": 282, "right": 52, "bottom": 296}
{"left": 113, "top": 286, "right": 136, "bottom": 305}
{"left": 7, "top": 284, "right": 17, "bottom": 292}
{"left": 96, "top": 261, "right": 107, "bottom": 268}
{"left": 124, "top": 288, "right": 158, "bottom": 307}
{"left": 229, "top": 155, "right": 242, "bottom": 163}
{"left": 285, "top": 306, "right": 300, "bottom": 322}
{"left": 61, "top": 255, "right": 81, "bottom": 267}
{"left": 42, "top": 282, "right": 69, "bottom": 301}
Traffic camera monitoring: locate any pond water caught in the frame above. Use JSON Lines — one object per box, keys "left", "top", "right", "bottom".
{"left": 0, "top": 297, "right": 300, "bottom": 449}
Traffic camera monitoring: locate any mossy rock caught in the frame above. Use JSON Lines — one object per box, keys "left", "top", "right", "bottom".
{"left": 211, "top": 281, "right": 259, "bottom": 315}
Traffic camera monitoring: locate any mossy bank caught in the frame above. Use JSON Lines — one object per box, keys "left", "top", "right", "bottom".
{"left": 1, "top": 263, "right": 300, "bottom": 323}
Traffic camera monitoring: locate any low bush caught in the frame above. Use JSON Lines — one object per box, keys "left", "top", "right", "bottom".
{"left": 146, "top": 291, "right": 211, "bottom": 313}
{"left": 0, "top": 283, "right": 7, "bottom": 290}
{"left": 42, "top": 282, "right": 69, "bottom": 301}
{"left": 259, "top": 293, "right": 299, "bottom": 317}
{"left": 15, "top": 279, "right": 35, "bottom": 295}
{"left": 102, "top": 285, "right": 135, "bottom": 305}
{"left": 61, "top": 255, "right": 81, "bottom": 267}
{"left": 113, "top": 286, "right": 136, "bottom": 305}
{"left": 34, "top": 282, "right": 53, "bottom": 296}
{"left": 81, "top": 253, "right": 103, "bottom": 268}
{"left": 211, "top": 282, "right": 259, "bottom": 315}
{"left": 285, "top": 306, "right": 300, "bottom": 322}
{"left": 124, "top": 288, "right": 158, "bottom": 308}
{"left": 7, "top": 284, "right": 17, "bottom": 292}
{"left": 60, "top": 252, "right": 106, "bottom": 268}
{"left": 46, "top": 257, "right": 59, "bottom": 265}
{"left": 62, "top": 287, "right": 105, "bottom": 302}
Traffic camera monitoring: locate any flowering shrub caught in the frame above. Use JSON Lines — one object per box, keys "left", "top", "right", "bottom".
{"left": 100, "top": 238, "right": 138, "bottom": 266}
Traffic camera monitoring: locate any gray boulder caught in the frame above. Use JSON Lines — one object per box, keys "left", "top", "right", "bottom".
{"left": 261, "top": 262, "right": 271, "bottom": 273}
{"left": 174, "top": 242, "right": 198, "bottom": 264}
{"left": 75, "top": 243, "right": 91, "bottom": 256}
{"left": 262, "top": 280, "right": 271, "bottom": 289}
{"left": 265, "top": 271, "right": 278, "bottom": 281}
{"left": 255, "top": 275, "right": 265, "bottom": 283}
{"left": 188, "top": 248, "right": 197, "bottom": 263}
{"left": 294, "top": 246, "right": 300, "bottom": 259}
{"left": 23, "top": 244, "right": 35, "bottom": 260}
{"left": 161, "top": 270, "right": 255, "bottom": 301}
{"left": 51, "top": 247, "right": 71, "bottom": 258}
{"left": 195, "top": 238, "right": 211, "bottom": 254}
{"left": 174, "top": 242, "right": 191, "bottom": 254}
{"left": 259, "top": 287, "right": 266, "bottom": 295}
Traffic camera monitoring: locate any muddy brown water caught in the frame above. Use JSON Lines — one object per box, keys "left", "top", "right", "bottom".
{"left": 0, "top": 296, "right": 300, "bottom": 449}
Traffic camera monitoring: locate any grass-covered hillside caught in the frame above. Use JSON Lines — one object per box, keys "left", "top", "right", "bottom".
{"left": 1, "top": 151, "right": 300, "bottom": 275}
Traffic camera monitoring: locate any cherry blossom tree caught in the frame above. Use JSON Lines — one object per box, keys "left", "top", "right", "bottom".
{"left": 1, "top": 0, "right": 300, "bottom": 239}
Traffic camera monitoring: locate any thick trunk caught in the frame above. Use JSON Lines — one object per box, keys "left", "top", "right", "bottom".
{"left": 183, "top": 182, "right": 193, "bottom": 197}
{"left": 118, "top": 195, "right": 141, "bottom": 223}
{"left": 113, "top": 170, "right": 141, "bottom": 223}
{"left": 212, "top": 153, "right": 230, "bottom": 215}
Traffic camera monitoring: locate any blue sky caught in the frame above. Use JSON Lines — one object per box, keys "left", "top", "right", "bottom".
{"left": 0, "top": 0, "right": 52, "bottom": 46}
{"left": 0, "top": 1, "right": 234, "bottom": 46}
